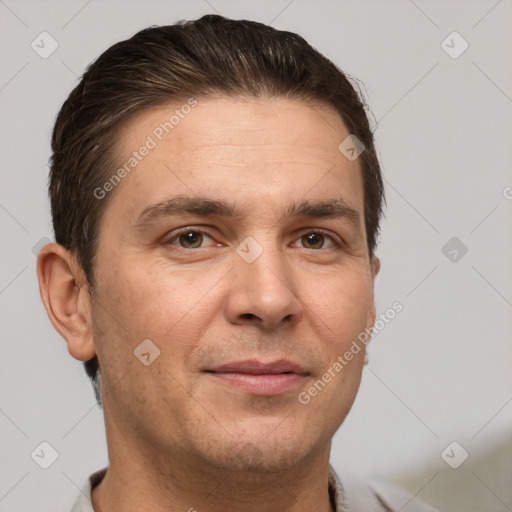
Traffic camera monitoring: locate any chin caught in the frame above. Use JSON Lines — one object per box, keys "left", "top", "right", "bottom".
{"left": 196, "top": 420, "right": 319, "bottom": 474}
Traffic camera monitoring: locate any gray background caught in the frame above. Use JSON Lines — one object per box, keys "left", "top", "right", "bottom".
{"left": 1, "top": 0, "right": 511, "bottom": 510}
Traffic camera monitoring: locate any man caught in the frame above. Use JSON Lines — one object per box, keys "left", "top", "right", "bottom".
{"left": 37, "top": 14, "right": 438, "bottom": 512}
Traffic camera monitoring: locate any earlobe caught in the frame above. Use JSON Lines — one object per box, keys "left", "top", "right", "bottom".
{"left": 36, "top": 243, "right": 96, "bottom": 361}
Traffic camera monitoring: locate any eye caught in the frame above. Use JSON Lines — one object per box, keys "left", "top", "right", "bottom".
{"left": 294, "top": 231, "right": 339, "bottom": 250}
{"left": 165, "top": 229, "right": 215, "bottom": 249}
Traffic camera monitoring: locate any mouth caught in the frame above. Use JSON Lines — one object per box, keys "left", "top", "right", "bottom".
{"left": 204, "top": 359, "right": 310, "bottom": 396}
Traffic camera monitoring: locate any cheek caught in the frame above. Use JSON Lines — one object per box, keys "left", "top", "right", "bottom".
{"left": 298, "top": 344, "right": 365, "bottom": 438}
{"left": 308, "top": 269, "right": 374, "bottom": 341}
{"left": 95, "top": 258, "right": 224, "bottom": 374}
{"left": 90, "top": 262, "right": 209, "bottom": 419}
{"left": 99, "top": 258, "right": 197, "bottom": 333}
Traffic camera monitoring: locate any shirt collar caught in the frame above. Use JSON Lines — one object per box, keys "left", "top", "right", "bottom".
{"left": 329, "top": 463, "right": 351, "bottom": 512}
{"left": 72, "top": 464, "right": 351, "bottom": 512}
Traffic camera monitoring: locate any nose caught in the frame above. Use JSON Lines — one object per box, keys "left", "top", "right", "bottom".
{"left": 224, "top": 242, "right": 303, "bottom": 330}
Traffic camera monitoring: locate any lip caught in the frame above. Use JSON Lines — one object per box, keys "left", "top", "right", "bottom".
{"left": 208, "top": 359, "right": 309, "bottom": 375}
{"left": 204, "top": 359, "right": 309, "bottom": 396}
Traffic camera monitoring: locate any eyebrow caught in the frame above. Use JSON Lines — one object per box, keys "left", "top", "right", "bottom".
{"left": 133, "top": 195, "right": 361, "bottom": 231}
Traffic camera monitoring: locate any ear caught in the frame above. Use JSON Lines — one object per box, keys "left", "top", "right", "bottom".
{"left": 370, "top": 255, "right": 381, "bottom": 281}
{"left": 366, "top": 255, "right": 381, "bottom": 333}
{"left": 36, "top": 243, "right": 96, "bottom": 361}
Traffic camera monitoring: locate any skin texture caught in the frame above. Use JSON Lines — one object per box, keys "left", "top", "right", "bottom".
{"left": 37, "top": 96, "right": 380, "bottom": 512}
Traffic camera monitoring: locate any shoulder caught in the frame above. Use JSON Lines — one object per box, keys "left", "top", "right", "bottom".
{"left": 352, "top": 476, "right": 440, "bottom": 512}
{"left": 329, "top": 465, "right": 440, "bottom": 512}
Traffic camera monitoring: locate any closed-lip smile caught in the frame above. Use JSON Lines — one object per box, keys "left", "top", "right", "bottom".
{"left": 204, "top": 359, "right": 309, "bottom": 395}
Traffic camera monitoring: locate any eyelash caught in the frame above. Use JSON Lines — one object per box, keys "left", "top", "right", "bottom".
{"left": 163, "top": 228, "right": 343, "bottom": 250}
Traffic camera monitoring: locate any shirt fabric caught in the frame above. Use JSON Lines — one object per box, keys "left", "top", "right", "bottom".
{"left": 71, "top": 464, "right": 439, "bottom": 512}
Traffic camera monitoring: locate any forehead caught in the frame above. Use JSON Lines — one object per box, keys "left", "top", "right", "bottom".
{"left": 107, "top": 96, "right": 364, "bottom": 223}
{"left": 118, "top": 96, "right": 351, "bottom": 156}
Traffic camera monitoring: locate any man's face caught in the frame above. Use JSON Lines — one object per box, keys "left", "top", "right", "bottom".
{"left": 90, "top": 96, "right": 379, "bottom": 472}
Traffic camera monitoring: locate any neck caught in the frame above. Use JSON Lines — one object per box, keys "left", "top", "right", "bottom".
{"left": 92, "top": 407, "right": 335, "bottom": 512}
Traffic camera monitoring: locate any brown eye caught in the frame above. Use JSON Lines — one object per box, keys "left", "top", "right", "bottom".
{"left": 294, "top": 231, "right": 339, "bottom": 250}
{"left": 178, "top": 231, "right": 203, "bottom": 248}
{"left": 167, "top": 230, "right": 214, "bottom": 249}
{"left": 301, "top": 232, "right": 325, "bottom": 249}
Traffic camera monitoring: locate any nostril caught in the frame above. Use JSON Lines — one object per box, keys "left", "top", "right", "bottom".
{"left": 241, "top": 313, "right": 258, "bottom": 320}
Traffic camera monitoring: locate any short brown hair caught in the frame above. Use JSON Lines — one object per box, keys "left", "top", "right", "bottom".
{"left": 49, "top": 14, "right": 386, "bottom": 405}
